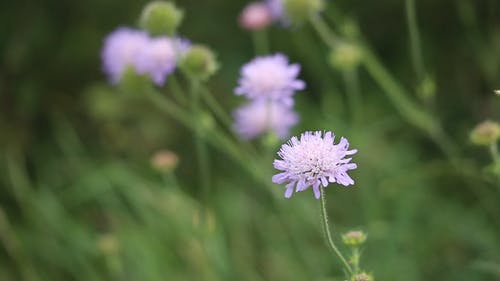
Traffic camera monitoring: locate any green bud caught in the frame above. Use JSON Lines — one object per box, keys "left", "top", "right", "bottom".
{"left": 470, "top": 120, "right": 500, "bottom": 146}
{"left": 119, "top": 66, "right": 152, "bottom": 95}
{"left": 328, "top": 42, "right": 362, "bottom": 71}
{"left": 342, "top": 230, "right": 367, "bottom": 247}
{"left": 179, "top": 45, "right": 218, "bottom": 81}
{"left": 140, "top": 1, "right": 183, "bottom": 36}
{"left": 417, "top": 75, "right": 436, "bottom": 103}
{"left": 283, "top": 0, "right": 325, "bottom": 25}
{"left": 352, "top": 272, "right": 373, "bottom": 281}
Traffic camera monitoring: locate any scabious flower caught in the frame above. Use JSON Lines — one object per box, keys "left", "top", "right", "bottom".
{"left": 266, "top": 0, "right": 285, "bottom": 22}
{"left": 101, "top": 27, "right": 150, "bottom": 84}
{"left": 135, "top": 37, "right": 190, "bottom": 86}
{"left": 239, "top": 2, "right": 272, "bottom": 30}
{"left": 234, "top": 100, "right": 298, "bottom": 140}
{"left": 235, "top": 53, "right": 305, "bottom": 105}
{"left": 272, "top": 131, "right": 357, "bottom": 199}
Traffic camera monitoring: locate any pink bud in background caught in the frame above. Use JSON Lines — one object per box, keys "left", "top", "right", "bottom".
{"left": 239, "top": 2, "right": 272, "bottom": 31}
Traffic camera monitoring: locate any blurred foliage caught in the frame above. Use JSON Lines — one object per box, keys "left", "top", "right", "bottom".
{"left": 1, "top": 0, "right": 500, "bottom": 280}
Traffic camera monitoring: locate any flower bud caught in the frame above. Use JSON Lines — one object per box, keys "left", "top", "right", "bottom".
{"left": 151, "top": 150, "right": 179, "bottom": 173}
{"left": 328, "top": 42, "right": 362, "bottom": 71}
{"left": 140, "top": 1, "right": 183, "bottom": 36}
{"left": 352, "top": 272, "right": 373, "bottom": 281}
{"left": 97, "top": 233, "right": 120, "bottom": 255}
{"left": 470, "top": 120, "right": 500, "bottom": 146}
{"left": 494, "top": 89, "right": 500, "bottom": 96}
{"left": 239, "top": 2, "right": 272, "bottom": 30}
{"left": 283, "top": 0, "right": 325, "bottom": 25}
{"left": 179, "top": 45, "right": 218, "bottom": 81}
{"left": 342, "top": 230, "right": 367, "bottom": 247}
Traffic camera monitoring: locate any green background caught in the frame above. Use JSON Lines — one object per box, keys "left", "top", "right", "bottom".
{"left": 1, "top": 0, "right": 499, "bottom": 280}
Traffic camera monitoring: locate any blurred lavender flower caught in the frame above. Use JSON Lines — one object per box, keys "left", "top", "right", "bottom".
{"left": 266, "top": 0, "right": 285, "bottom": 21}
{"left": 136, "top": 37, "right": 190, "bottom": 86}
{"left": 272, "top": 131, "right": 357, "bottom": 199}
{"left": 234, "top": 100, "right": 298, "bottom": 140}
{"left": 101, "top": 27, "right": 149, "bottom": 84}
{"left": 235, "top": 54, "right": 305, "bottom": 105}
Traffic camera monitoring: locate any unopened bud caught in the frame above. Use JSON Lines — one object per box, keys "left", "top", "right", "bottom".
{"left": 97, "top": 233, "right": 119, "bottom": 255}
{"left": 342, "top": 230, "right": 367, "bottom": 247}
{"left": 239, "top": 2, "right": 272, "bottom": 31}
{"left": 151, "top": 150, "right": 179, "bottom": 173}
{"left": 179, "top": 45, "right": 218, "bottom": 81}
{"left": 283, "top": 0, "right": 325, "bottom": 25}
{"left": 328, "top": 42, "right": 362, "bottom": 71}
{"left": 470, "top": 120, "right": 500, "bottom": 146}
{"left": 140, "top": 1, "right": 183, "bottom": 36}
{"left": 352, "top": 272, "right": 373, "bottom": 281}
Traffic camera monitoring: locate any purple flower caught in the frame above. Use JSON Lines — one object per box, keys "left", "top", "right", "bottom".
{"left": 266, "top": 0, "right": 284, "bottom": 21}
{"left": 272, "top": 131, "right": 358, "bottom": 199}
{"left": 135, "top": 37, "right": 190, "bottom": 86}
{"left": 235, "top": 54, "right": 305, "bottom": 106}
{"left": 101, "top": 27, "right": 149, "bottom": 84}
{"left": 234, "top": 100, "right": 299, "bottom": 140}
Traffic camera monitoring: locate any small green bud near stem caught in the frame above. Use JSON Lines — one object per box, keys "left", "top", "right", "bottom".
{"left": 180, "top": 45, "right": 218, "bottom": 81}
{"left": 140, "top": 1, "right": 183, "bottom": 36}
{"left": 283, "top": 0, "right": 325, "bottom": 25}
{"left": 342, "top": 230, "right": 367, "bottom": 247}
{"left": 470, "top": 120, "right": 500, "bottom": 146}
{"left": 352, "top": 272, "right": 374, "bottom": 281}
{"left": 329, "top": 42, "right": 362, "bottom": 71}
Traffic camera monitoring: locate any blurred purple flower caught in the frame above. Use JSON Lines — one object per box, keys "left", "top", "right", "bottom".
{"left": 266, "top": 0, "right": 284, "bottom": 21}
{"left": 101, "top": 27, "right": 149, "bottom": 84}
{"left": 235, "top": 53, "right": 305, "bottom": 105}
{"left": 135, "top": 37, "right": 190, "bottom": 86}
{"left": 234, "top": 100, "right": 298, "bottom": 140}
{"left": 272, "top": 131, "right": 358, "bottom": 199}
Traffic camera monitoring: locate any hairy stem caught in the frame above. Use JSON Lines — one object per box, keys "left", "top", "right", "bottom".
{"left": 319, "top": 187, "right": 353, "bottom": 275}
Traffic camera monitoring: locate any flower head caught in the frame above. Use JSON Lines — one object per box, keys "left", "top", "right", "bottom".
{"left": 101, "top": 27, "right": 150, "bottom": 84}
{"left": 234, "top": 100, "right": 298, "bottom": 140}
{"left": 239, "top": 2, "right": 272, "bottom": 30}
{"left": 266, "top": 0, "right": 285, "bottom": 22}
{"left": 235, "top": 53, "right": 305, "bottom": 105}
{"left": 135, "top": 37, "right": 189, "bottom": 86}
{"left": 272, "top": 131, "right": 357, "bottom": 199}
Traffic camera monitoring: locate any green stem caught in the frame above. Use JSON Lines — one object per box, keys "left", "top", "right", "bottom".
{"left": 167, "top": 75, "right": 188, "bottom": 105}
{"left": 309, "top": 15, "right": 338, "bottom": 48}
{"left": 405, "top": 0, "right": 425, "bottom": 82}
{"left": 343, "top": 68, "right": 362, "bottom": 125}
{"left": 319, "top": 187, "right": 353, "bottom": 275}
{"left": 201, "top": 87, "right": 234, "bottom": 131}
{"left": 189, "top": 79, "right": 211, "bottom": 208}
{"left": 352, "top": 247, "right": 360, "bottom": 274}
{"left": 252, "top": 29, "right": 270, "bottom": 55}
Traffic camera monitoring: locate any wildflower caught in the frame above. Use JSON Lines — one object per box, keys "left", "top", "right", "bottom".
{"left": 235, "top": 54, "right": 305, "bottom": 105}
{"left": 342, "top": 230, "right": 367, "bottom": 247}
{"left": 272, "top": 131, "right": 357, "bottom": 199}
{"left": 135, "top": 37, "right": 189, "bottom": 86}
{"left": 151, "top": 150, "right": 179, "bottom": 173}
{"left": 140, "top": 1, "right": 184, "bottom": 36}
{"left": 470, "top": 120, "right": 500, "bottom": 146}
{"left": 101, "top": 27, "right": 149, "bottom": 84}
{"left": 266, "top": 0, "right": 286, "bottom": 22}
{"left": 234, "top": 100, "right": 298, "bottom": 140}
{"left": 266, "top": 0, "right": 324, "bottom": 25}
{"left": 352, "top": 272, "right": 373, "bottom": 281}
{"left": 495, "top": 89, "right": 500, "bottom": 96}
{"left": 239, "top": 2, "right": 272, "bottom": 30}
